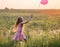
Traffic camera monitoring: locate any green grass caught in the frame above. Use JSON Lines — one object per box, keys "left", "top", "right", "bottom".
{"left": 0, "top": 12, "right": 60, "bottom": 47}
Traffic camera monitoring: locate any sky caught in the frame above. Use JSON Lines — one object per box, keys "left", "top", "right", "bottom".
{"left": 0, "top": 0, "right": 60, "bottom": 9}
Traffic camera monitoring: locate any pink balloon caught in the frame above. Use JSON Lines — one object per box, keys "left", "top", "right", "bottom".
{"left": 41, "top": 0, "right": 48, "bottom": 5}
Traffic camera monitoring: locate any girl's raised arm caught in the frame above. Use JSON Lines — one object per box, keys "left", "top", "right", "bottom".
{"left": 21, "top": 14, "right": 33, "bottom": 24}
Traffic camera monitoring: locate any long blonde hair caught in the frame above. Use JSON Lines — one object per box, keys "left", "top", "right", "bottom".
{"left": 13, "top": 17, "right": 24, "bottom": 32}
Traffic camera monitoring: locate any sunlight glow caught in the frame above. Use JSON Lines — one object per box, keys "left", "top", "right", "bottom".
{"left": 0, "top": 0, "right": 60, "bottom": 9}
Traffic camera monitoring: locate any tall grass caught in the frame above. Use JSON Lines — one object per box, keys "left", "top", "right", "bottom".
{"left": 0, "top": 13, "right": 60, "bottom": 47}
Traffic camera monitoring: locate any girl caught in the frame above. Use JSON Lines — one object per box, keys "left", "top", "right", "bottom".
{"left": 12, "top": 15, "right": 32, "bottom": 42}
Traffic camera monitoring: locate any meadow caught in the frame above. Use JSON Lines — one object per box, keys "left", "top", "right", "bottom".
{"left": 0, "top": 12, "right": 60, "bottom": 47}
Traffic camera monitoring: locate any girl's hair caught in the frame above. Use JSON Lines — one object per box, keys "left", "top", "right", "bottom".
{"left": 15, "top": 17, "right": 23, "bottom": 27}
{"left": 13, "top": 17, "right": 23, "bottom": 31}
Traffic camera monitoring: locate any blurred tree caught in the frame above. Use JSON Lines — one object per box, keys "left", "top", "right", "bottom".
{"left": 4, "top": 7, "right": 9, "bottom": 10}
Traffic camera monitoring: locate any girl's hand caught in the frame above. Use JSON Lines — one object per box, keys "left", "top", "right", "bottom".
{"left": 21, "top": 14, "right": 33, "bottom": 24}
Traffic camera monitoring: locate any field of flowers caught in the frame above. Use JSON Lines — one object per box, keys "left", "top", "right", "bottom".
{"left": 0, "top": 12, "right": 60, "bottom": 47}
